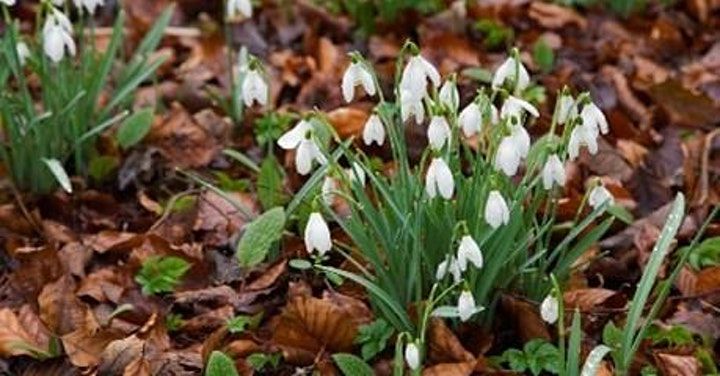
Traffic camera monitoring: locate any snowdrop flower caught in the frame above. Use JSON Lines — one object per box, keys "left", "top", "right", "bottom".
{"left": 346, "top": 162, "right": 366, "bottom": 186}
{"left": 427, "top": 116, "right": 451, "bottom": 150}
{"left": 435, "top": 257, "right": 462, "bottom": 283}
{"left": 0, "top": 0, "right": 16, "bottom": 6}
{"left": 501, "top": 95, "right": 539, "bottom": 122}
{"left": 405, "top": 341, "right": 421, "bottom": 370}
{"left": 457, "top": 235, "right": 483, "bottom": 271}
{"left": 425, "top": 158, "right": 454, "bottom": 199}
{"left": 400, "top": 53, "right": 440, "bottom": 95}
{"left": 567, "top": 124, "right": 599, "bottom": 160}
{"left": 540, "top": 295, "right": 559, "bottom": 324}
{"left": 542, "top": 154, "right": 566, "bottom": 190}
{"left": 321, "top": 177, "right": 337, "bottom": 205}
{"left": 278, "top": 120, "right": 313, "bottom": 150}
{"left": 492, "top": 55, "right": 530, "bottom": 92}
{"left": 241, "top": 68, "right": 268, "bottom": 107}
{"left": 556, "top": 94, "right": 576, "bottom": 125}
{"left": 43, "top": 9, "right": 76, "bottom": 63}
{"left": 459, "top": 102, "right": 482, "bottom": 137}
{"left": 16, "top": 42, "right": 30, "bottom": 66}
{"left": 580, "top": 102, "right": 609, "bottom": 135}
{"left": 362, "top": 114, "right": 385, "bottom": 146}
{"left": 458, "top": 290, "right": 477, "bottom": 322}
{"left": 73, "top": 0, "right": 104, "bottom": 14}
{"left": 342, "top": 61, "right": 376, "bottom": 103}
{"left": 305, "top": 213, "right": 332, "bottom": 256}
{"left": 485, "top": 191, "right": 510, "bottom": 229}
{"left": 400, "top": 89, "right": 425, "bottom": 125}
{"left": 511, "top": 125, "right": 531, "bottom": 159}
{"left": 494, "top": 136, "right": 522, "bottom": 177}
{"left": 51, "top": 0, "right": 64, "bottom": 5}
{"left": 588, "top": 185, "right": 614, "bottom": 210}
{"left": 295, "top": 138, "right": 326, "bottom": 175}
{"left": 226, "top": 0, "right": 252, "bottom": 19}
{"left": 439, "top": 80, "right": 459, "bottom": 113}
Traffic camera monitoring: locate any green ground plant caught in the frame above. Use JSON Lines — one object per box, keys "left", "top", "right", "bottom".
{"left": 0, "top": 1, "right": 171, "bottom": 193}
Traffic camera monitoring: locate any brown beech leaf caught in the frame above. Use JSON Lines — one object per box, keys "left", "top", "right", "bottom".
{"left": 123, "top": 356, "right": 152, "bottom": 376}
{"left": 246, "top": 260, "right": 287, "bottom": 291}
{"left": 76, "top": 267, "right": 128, "bottom": 304}
{"left": 61, "top": 309, "right": 124, "bottom": 368}
{"left": 326, "top": 107, "right": 369, "bottom": 139}
{"left": 500, "top": 295, "right": 551, "bottom": 342}
{"left": 0, "top": 307, "right": 50, "bottom": 358}
{"left": 427, "top": 318, "right": 474, "bottom": 364}
{"left": 98, "top": 335, "right": 145, "bottom": 375}
{"left": 647, "top": 80, "right": 720, "bottom": 129}
{"left": 423, "top": 361, "right": 475, "bottom": 376}
{"left": 668, "top": 305, "right": 720, "bottom": 340}
{"left": 655, "top": 353, "right": 701, "bottom": 376}
{"left": 38, "top": 275, "right": 85, "bottom": 335}
{"left": 193, "top": 190, "right": 256, "bottom": 247}
{"left": 675, "top": 267, "right": 697, "bottom": 297}
{"left": 695, "top": 266, "right": 720, "bottom": 295}
{"left": 271, "top": 295, "right": 369, "bottom": 365}
{"left": 83, "top": 231, "right": 140, "bottom": 254}
{"left": 528, "top": 2, "right": 587, "bottom": 29}
{"left": 563, "top": 288, "right": 621, "bottom": 312}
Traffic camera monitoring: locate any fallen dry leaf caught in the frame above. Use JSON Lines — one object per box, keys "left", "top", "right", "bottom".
{"left": 0, "top": 307, "right": 51, "bottom": 358}
{"left": 655, "top": 352, "right": 701, "bottom": 376}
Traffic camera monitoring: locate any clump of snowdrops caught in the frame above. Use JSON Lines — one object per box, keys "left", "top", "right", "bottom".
{"left": 0, "top": 0, "right": 170, "bottom": 193}
{"left": 282, "top": 42, "right": 625, "bottom": 372}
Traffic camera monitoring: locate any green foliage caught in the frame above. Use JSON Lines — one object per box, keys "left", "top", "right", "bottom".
{"left": 205, "top": 351, "right": 239, "bottom": 376}
{"left": 226, "top": 312, "right": 263, "bottom": 334}
{"left": 214, "top": 171, "right": 251, "bottom": 192}
{"left": 236, "top": 207, "right": 286, "bottom": 267}
{"left": 165, "top": 313, "right": 184, "bottom": 332}
{"left": 474, "top": 19, "right": 514, "bottom": 50}
{"left": 246, "top": 352, "right": 281, "bottom": 372}
{"left": 257, "top": 155, "right": 288, "bottom": 210}
{"left": 88, "top": 155, "right": 119, "bottom": 182}
{"left": 533, "top": 38, "right": 555, "bottom": 74}
{"left": 500, "top": 339, "right": 561, "bottom": 376}
{"left": 316, "top": 0, "right": 445, "bottom": 35}
{"left": 135, "top": 256, "right": 191, "bottom": 295}
{"left": 355, "top": 319, "right": 395, "bottom": 361}
{"left": 685, "top": 236, "right": 720, "bottom": 270}
{"left": 555, "top": 0, "right": 677, "bottom": 16}
{"left": 116, "top": 108, "right": 154, "bottom": 149}
{"left": 332, "top": 353, "right": 375, "bottom": 376}
{"left": 646, "top": 325, "right": 694, "bottom": 348}
{"left": 0, "top": 7, "right": 172, "bottom": 193}
{"left": 254, "top": 112, "right": 293, "bottom": 147}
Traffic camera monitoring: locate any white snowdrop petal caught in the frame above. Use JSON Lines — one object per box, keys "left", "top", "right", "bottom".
{"left": 457, "top": 290, "right": 476, "bottom": 322}
{"left": 0, "top": 0, "right": 17, "bottom": 6}
{"left": 427, "top": 116, "right": 451, "bottom": 151}
{"left": 485, "top": 191, "right": 510, "bottom": 229}
{"left": 457, "top": 235, "right": 483, "bottom": 271}
{"left": 304, "top": 212, "right": 332, "bottom": 255}
{"left": 542, "top": 154, "right": 566, "bottom": 190}
{"left": 405, "top": 343, "right": 421, "bottom": 370}
{"left": 588, "top": 186, "right": 614, "bottom": 210}
{"left": 540, "top": 295, "right": 559, "bottom": 324}
{"left": 459, "top": 102, "right": 482, "bottom": 137}
{"left": 494, "top": 137, "right": 521, "bottom": 177}
{"left": 557, "top": 95, "right": 576, "bottom": 125}
{"left": 439, "top": 81, "right": 459, "bottom": 112}
{"left": 277, "top": 120, "right": 311, "bottom": 150}
{"left": 511, "top": 125, "right": 531, "bottom": 158}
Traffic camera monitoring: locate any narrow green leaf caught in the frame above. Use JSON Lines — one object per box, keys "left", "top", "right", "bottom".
{"left": 580, "top": 345, "right": 611, "bottom": 376}
{"left": 117, "top": 108, "right": 154, "bottom": 149}
{"left": 236, "top": 207, "right": 286, "bottom": 267}
{"left": 42, "top": 158, "right": 72, "bottom": 194}
{"left": 332, "top": 353, "right": 375, "bottom": 376}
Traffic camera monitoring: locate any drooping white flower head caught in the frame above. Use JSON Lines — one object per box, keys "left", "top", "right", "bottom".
{"left": 400, "top": 53, "right": 440, "bottom": 95}
{"left": 567, "top": 124, "right": 599, "bottom": 160}
{"left": 556, "top": 94, "right": 576, "bottom": 125}
{"left": 511, "top": 125, "right": 531, "bottom": 159}
{"left": 277, "top": 120, "right": 313, "bottom": 150}
{"left": 362, "top": 114, "right": 385, "bottom": 146}
{"left": 439, "top": 80, "right": 459, "bottom": 113}
{"left": 321, "top": 176, "right": 337, "bottom": 205}
{"left": 501, "top": 95, "right": 539, "bottom": 122}
{"left": 457, "top": 235, "right": 483, "bottom": 271}
{"left": 227, "top": 0, "right": 252, "bottom": 19}
{"left": 342, "top": 61, "right": 376, "bottom": 103}
{"left": 485, "top": 191, "right": 510, "bottom": 229}
{"left": 304, "top": 212, "right": 332, "bottom": 256}
{"left": 43, "top": 9, "right": 76, "bottom": 63}
{"left": 580, "top": 102, "right": 609, "bottom": 135}
{"left": 399, "top": 89, "right": 425, "bottom": 125}
{"left": 542, "top": 154, "right": 566, "bottom": 190}
{"left": 295, "top": 138, "right": 326, "bottom": 175}
{"left": 405, "top": 341, "right": 421, "bottom": 370}
{"left": 458, "top": 290, "right": 478, "bottom": 322}
{"left": 241, "top": 68, "right": 268, "bottom": 107}
{"left": 492, "top": 55, "right": 530, "bottom": 92}
{"left": 540, "top": 295, "right": 559, "bottom": 324}
{"left": 425, "top": 158, "right": 454, "bottom": 200}
{"left": 16, "top": 42, "right": 30, "bottom": 66}
{"left": 459, "top": 102, "right": 482, "bottom": 137}
{"left": 435, "top": 256, "right": 462, "bottom": 283}
{"left": 427, "top": 116, "right": 451, "bottom": 151}
{"left": 73, "top": 0, "right": 104, "bottom": 15}
{"left": 588, "top": 185, "right": 614, "bottom": 210}
{"left": 346, "top": 162, "right": 366, "bottom": 186}
{"left": 0, "top": 0, "right": 16, "bottom": 6}
{"left": 494, "top": 136, "right": 522, "bottom": 177}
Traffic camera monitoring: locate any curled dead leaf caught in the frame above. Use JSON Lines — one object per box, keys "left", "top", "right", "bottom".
{"left": 423, "top": 361, "right": 475, "bottom": 376}
{"left": 528, "top": 2, "right": 587, "bottom": 29}
{"left": 500, "top": 295, "right": 551, "bottom": 342}
{"left": 0, "top": 306, "right": 51, "bottom": 358}
{"left": 427, "top": 318, "right": 474, "bottom": 364}
{"left": 563, "top": 288, "right": 621, "bottom": 312}
{"left": 655, "top": 352, "right": 701, "bottom": 376}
